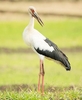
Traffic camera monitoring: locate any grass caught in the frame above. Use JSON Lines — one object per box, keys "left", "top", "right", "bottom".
{"left": 0, "top": 19, "right": 82, "bottom": 48}
{"left": 0, "top": 91, "right": 54, "bottom": 100}
{"left": 0, "top": 19, "right": 82, "bottom": 99}
{"left": 0, "top": 51, "right": 82, "bottom": 99}
{"left": 0, "top": 52, "right": 82, "bottom": 86}
{"left": 0, "top": 86, "right": 82, "bottom": 100}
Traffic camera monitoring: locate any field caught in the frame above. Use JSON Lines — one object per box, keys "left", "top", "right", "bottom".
{"left": 0, "top": 1, "right": 82, "bottom": 99}
{"left": 0, "top": 19, "right": 82, "bottom": 99}
{"left": 0, "top": 19, "right": 82, "bottom": 48}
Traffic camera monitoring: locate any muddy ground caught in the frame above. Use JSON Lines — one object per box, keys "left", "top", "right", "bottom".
{"left": 0, "top": 1, "right": 82, "bottom": 21}
{"left": 0, "top": 47, "right": 82, "bottom": 54}
{"left": 0, "top": 84, "right": 80, "bottom": 92}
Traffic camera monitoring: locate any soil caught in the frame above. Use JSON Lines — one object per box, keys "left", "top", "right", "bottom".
{"left": 0, "top": 47, "right": 82, "bottom": 54}
{"left": 0, "top": 84, "right": 79, "bottom": 92}
{"left": 0, "top": 1, "right": 82, "bottom": 21}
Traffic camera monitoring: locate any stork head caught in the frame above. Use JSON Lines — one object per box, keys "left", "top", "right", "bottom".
{"left": 28, "top": 6, "right": 44, "bottom": 27}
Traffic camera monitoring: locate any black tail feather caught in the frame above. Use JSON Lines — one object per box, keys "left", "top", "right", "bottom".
{"left": 59, "top": 51, "right": 71, "bottom": 71}
{"left": 44, "top": 38, "right": 71, "bottom": 71}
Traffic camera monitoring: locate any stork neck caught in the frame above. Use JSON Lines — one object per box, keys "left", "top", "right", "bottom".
{"left": 28, "top": 15, "right": 34, "bottom": 29}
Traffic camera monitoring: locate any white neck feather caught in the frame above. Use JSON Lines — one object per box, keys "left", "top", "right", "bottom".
{"left": 28, "top": 15, "right": 34, "bottom": 29}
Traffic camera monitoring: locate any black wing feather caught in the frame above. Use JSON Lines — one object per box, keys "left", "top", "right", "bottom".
{"left": 34, "top": 38, "right": 71, "bottom": 71}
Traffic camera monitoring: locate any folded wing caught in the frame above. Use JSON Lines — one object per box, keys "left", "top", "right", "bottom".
{"left": 34, "top": 38, "right": 71, "bottom": 71}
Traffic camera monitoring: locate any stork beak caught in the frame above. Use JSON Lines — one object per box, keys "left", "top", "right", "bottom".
{"left": 33, "top": 12, "right": 44, "bottom": 27}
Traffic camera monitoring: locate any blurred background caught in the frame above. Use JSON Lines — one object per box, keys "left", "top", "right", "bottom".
{"left": 0, "top": 0, "right": 82, "bottom": 88}
{"left": 0, "top": 0, "right": 82, "bottom": 21}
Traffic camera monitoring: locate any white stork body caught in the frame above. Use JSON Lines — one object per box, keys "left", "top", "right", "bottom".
{"left": 23, "top": 27, "right": 53, "bottom": 59}
{"left": 23, "top": 6, "right": 71, "bottom": 94}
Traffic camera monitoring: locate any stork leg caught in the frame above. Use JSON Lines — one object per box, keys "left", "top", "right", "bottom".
{"left": 38, "top": 60, "right": 42, "bottom": 92}
{"left": 38, "top": 60, "right": 45, "bottom": 94}
{"left": 41, "top": 61, "right": 45, "bottom": 94}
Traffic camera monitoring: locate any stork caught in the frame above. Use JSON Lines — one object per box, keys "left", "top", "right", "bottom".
{"left": 23, "top": 6, "right": 71, "bottom": 94}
